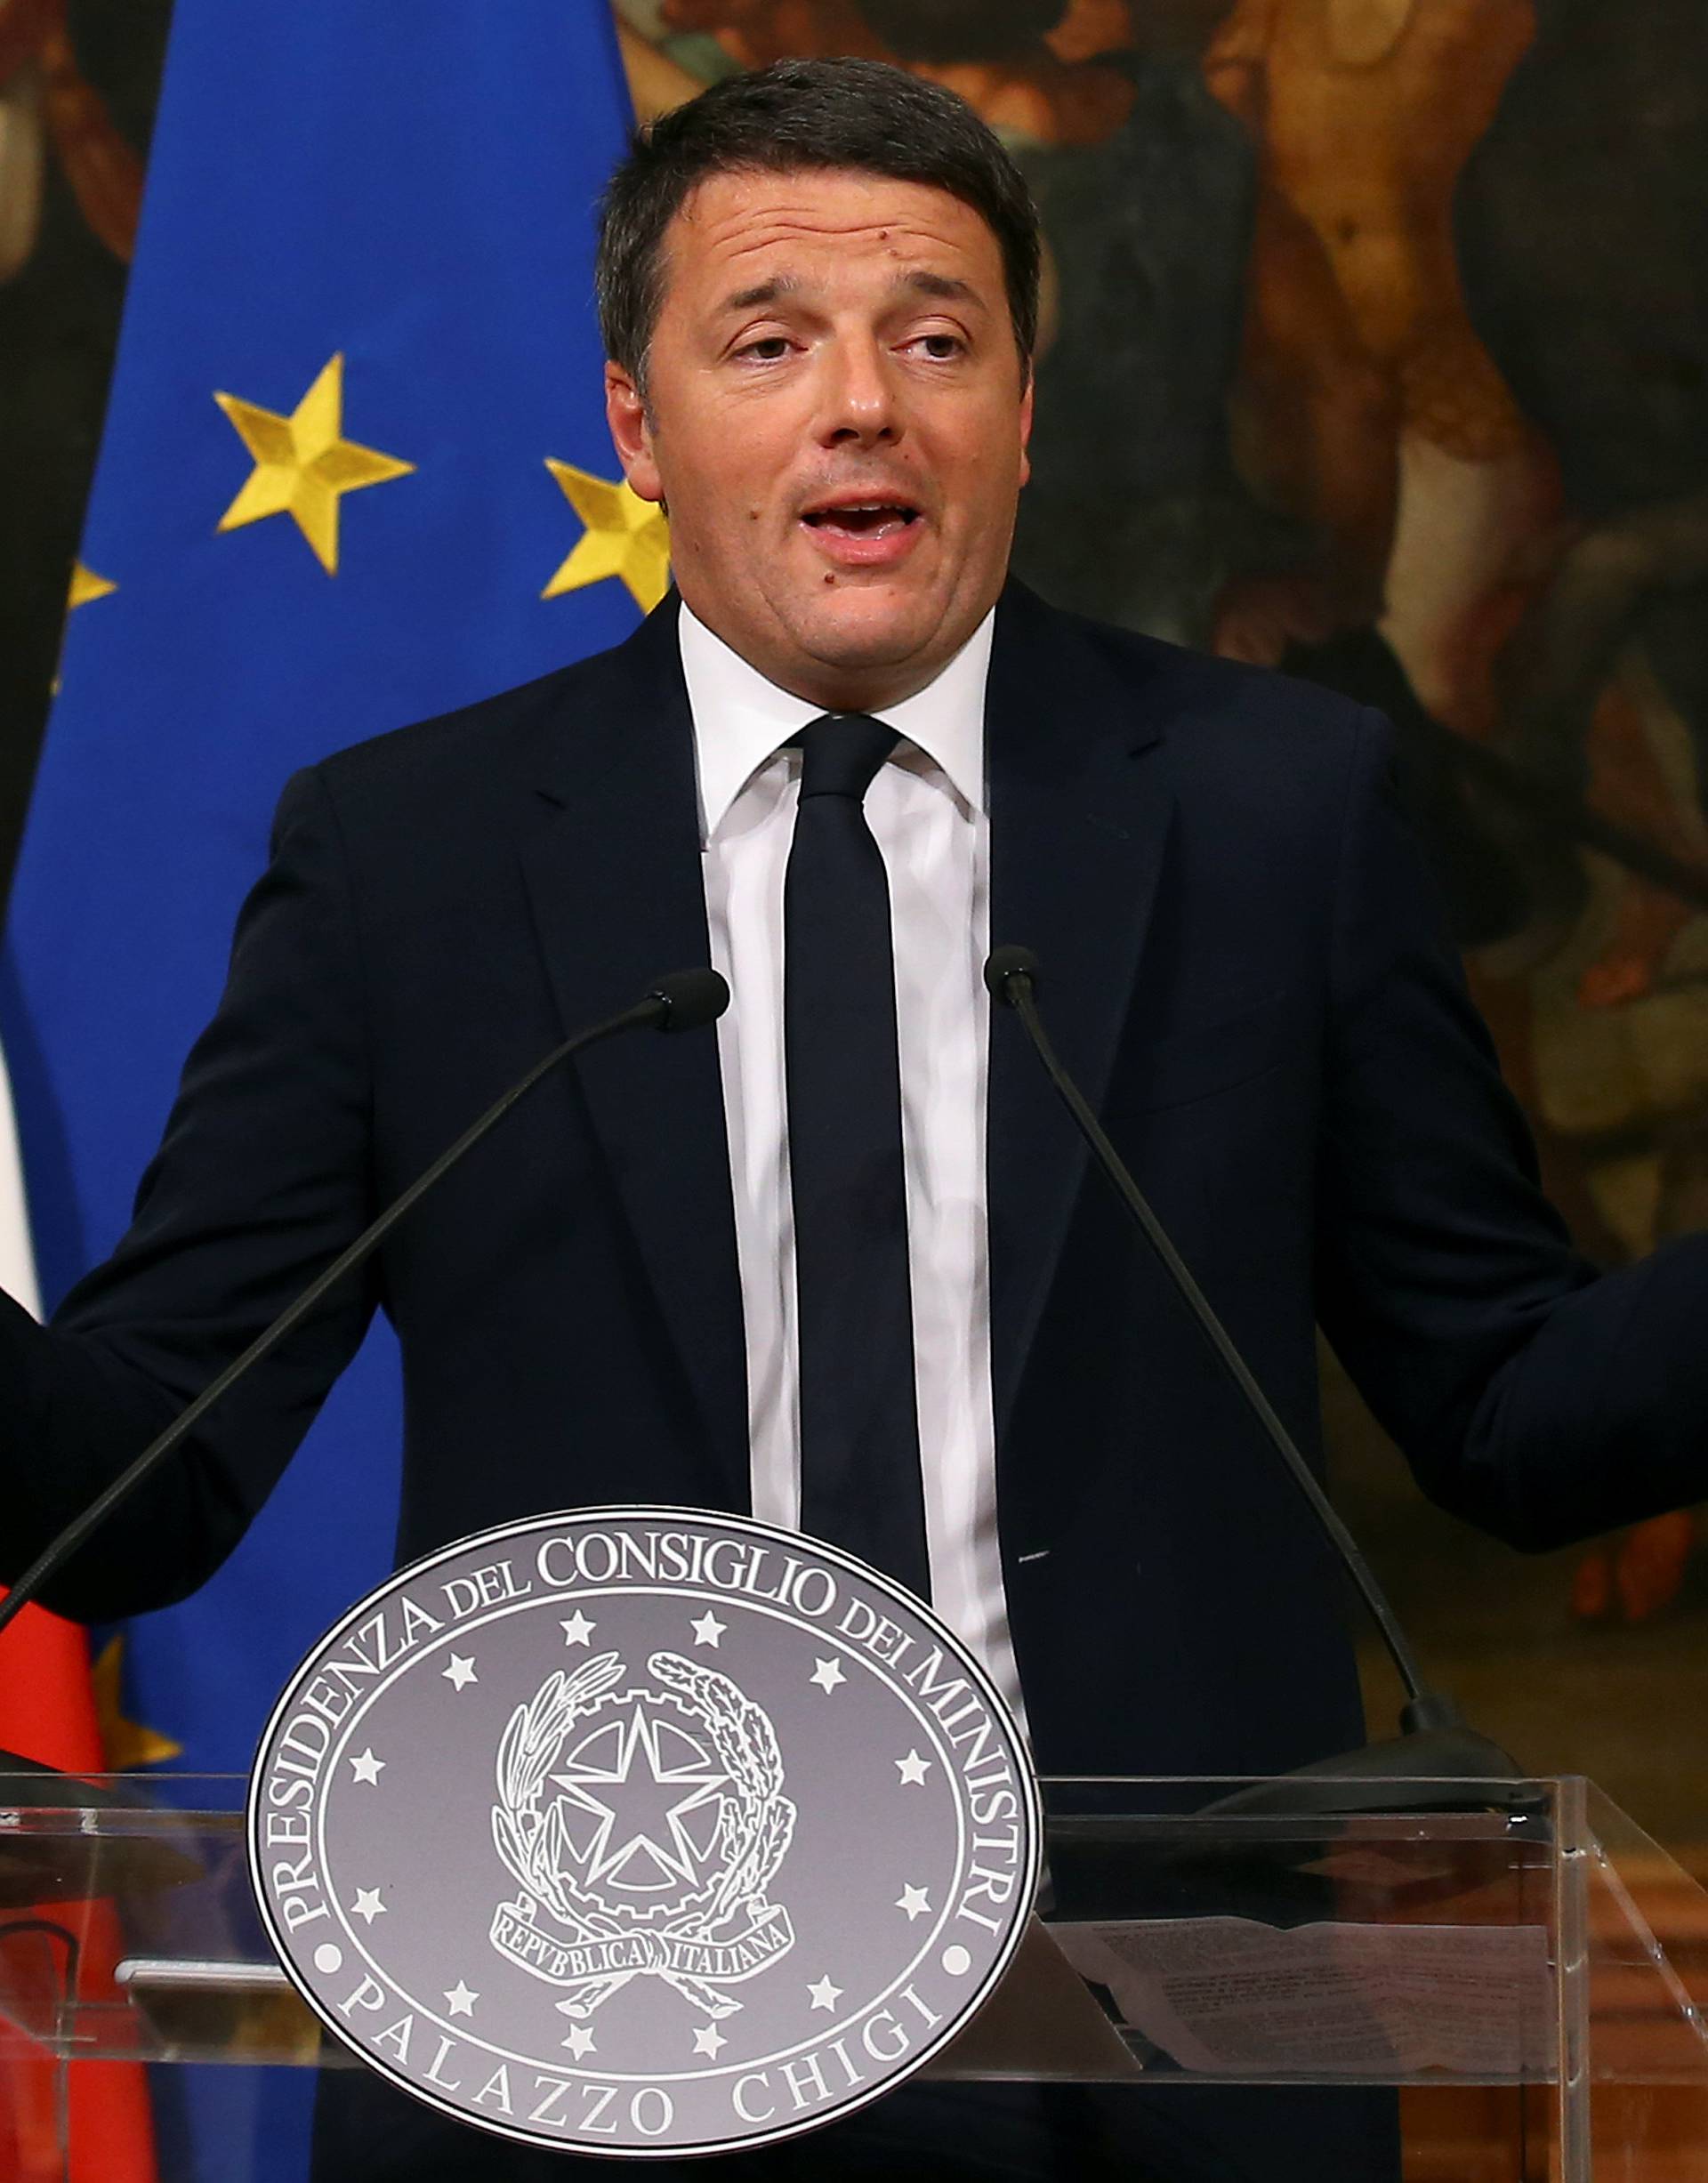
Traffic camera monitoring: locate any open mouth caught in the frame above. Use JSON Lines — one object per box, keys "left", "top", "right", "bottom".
{"left": 801, "top": 502, "right": 921, "bottom": 540}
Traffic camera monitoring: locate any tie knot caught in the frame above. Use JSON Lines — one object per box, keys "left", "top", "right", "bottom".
{"left": 797, "top": 713, "right": 898, "bottom": 803}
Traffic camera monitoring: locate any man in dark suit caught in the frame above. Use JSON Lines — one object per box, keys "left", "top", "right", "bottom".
{"left": 4, "top": 52, "right": 1706, "bottom": 2183}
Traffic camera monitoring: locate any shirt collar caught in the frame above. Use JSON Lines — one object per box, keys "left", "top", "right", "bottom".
{"left": 679, "top": 599, "right": 993, "bottom": 841}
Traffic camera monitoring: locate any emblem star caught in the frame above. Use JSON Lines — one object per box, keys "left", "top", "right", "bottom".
{"left": 444, "top": 1980, "right": 478, "bottom": 2018}
{"left": 807, "top": 1974, "right": 843, "bottom": 2012}
{"left": 692, "top": 2024, "right": 728, "bottom": 2058}
{"left": 543, "top": 459, "right": 671, "bottom": 611}
{"left": 214, "top": 354, "right": 413, "bottom": 575}
{"left": 351, "top": 1888, "right": 386, "bottom": 1923}
{"left": 562, "top": 2022, "right": 597, "bottom": 2059}
{"left": 560, "top": 1610, "right": 596, "bottom": 1647}
{"left": 442, "top": 1654, "right": 478, "bottom": 1690}
{"left": 349, "top": 1748, "right": 385, "bottom": 1785}
{"left": 810, "top": 1657, "right": 846, "bottom": 1694}
{"left": 552, "top": 1704, "right": 728, "bottom": 1894}
{"left": 689, "top": 1609, "right": 726, "bottom": 1648}
{"left": 895, "top": 1750, "right": 931, "bottom": 1786}
{"left": 896, "top": 1883, "right": 932, "bottom": 1921}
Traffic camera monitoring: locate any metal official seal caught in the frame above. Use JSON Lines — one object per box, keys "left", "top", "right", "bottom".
{"left": 248, "top": 1509, "right": 1040, "bottom": 2158}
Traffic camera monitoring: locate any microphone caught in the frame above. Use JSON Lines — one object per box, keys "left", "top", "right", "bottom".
{"left": 0, "top": 968, "right": 729, "bottom": 1652}
{"left": 985, "top": 944, "right": 1521, "bottom": 1815}
{"left": 651, "top": 967, "right": 730, "bottom": 1035}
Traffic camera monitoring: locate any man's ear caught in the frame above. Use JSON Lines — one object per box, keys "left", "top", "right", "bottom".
{"left": 605, "top": 364, "right": 663, "bottom": 503}
{"left": 1018, "top": 367, "right": 1035, "bottom": 493}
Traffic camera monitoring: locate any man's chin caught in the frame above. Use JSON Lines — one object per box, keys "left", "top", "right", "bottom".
{"left": 787, "top": 587, "right": 948, "bottom": 676}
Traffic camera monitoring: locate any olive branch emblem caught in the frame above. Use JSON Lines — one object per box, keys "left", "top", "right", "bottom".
{"left": 490, "top": 1650, "right": 796, "bottom": 2022}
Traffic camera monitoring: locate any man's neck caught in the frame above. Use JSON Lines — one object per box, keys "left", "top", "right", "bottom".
{"left": 678, "top": 597, "right": 994, "bottom": 840}
{"left": 672, "top": 598, "right": 996, "bottom": 717}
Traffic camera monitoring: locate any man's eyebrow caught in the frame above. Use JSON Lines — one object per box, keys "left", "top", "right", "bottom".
{"left": 716, "top": 270, "right": 986, "bottom": 314}
{"left": 719, "top": 274, "right": 804, "bottom": 314}
{"left": 894, "top": 271, "right": 982, "bottom": 307}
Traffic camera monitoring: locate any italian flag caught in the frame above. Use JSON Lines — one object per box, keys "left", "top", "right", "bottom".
{"left": 0, "top": 1043, "right": 154, "bottom": 2181}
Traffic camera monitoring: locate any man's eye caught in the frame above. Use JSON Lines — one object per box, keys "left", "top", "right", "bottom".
{"left": 739, "top": 337, "right": 791, "bottom": 361}
{"left": 911, "top": 334, "right": 963, "bottom": 360}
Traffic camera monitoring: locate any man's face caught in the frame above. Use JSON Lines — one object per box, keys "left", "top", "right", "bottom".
{"left": 606, "top": 166, "right": 1033, "bottom": 711}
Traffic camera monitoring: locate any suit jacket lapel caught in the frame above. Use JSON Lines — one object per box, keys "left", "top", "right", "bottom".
{"left": 986, "top": 584, "right": 1174, "bottom": 1438}
{"left": 517, "top": 600, "right": 751, "bottom": 1510}
{"left": 512, "top": 584, "right": 1174, "bottom": 1497}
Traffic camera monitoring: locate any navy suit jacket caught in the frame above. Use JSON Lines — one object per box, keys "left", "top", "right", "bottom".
{"left": 6, "top": 582, "right": 1706, "bottom": 1777}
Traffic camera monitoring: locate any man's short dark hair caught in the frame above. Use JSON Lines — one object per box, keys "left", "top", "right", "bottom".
{"left": 596, "top": 58, "right": 1042, "bottom": 395}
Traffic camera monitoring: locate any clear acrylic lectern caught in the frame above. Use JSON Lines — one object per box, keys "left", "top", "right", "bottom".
{"left": 1, "top": 1773, "right": 1703, "bottom": 2178}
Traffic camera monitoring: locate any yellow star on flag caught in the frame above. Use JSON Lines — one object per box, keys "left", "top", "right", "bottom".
{"left": 543, "top": 459, "right": 670, "bottom": 612}
{"left": 68, "top": 562, "right": 117, "bottom": 609}
{"left": 53, "top": 562, "right": 120, "bottom": 695}
{"left": 214, "top": 353, "right": 414, "bottom": 575}
{"left": 93, "top": 1635, "right": 184, "bottom": 1769}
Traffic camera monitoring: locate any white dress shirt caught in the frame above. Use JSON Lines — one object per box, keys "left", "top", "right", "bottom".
{"left": 680, "top": 600, "right": 1025, "bottom": 1726}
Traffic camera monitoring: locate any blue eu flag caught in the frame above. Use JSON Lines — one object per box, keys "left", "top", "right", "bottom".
{"left": 1, "top": 4, "right": 654, "bottom": 2173}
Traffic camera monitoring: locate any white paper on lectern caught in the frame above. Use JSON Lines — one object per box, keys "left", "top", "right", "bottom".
{"left": 1052, "top": 1917, "right": 1554, "bottom": 2077}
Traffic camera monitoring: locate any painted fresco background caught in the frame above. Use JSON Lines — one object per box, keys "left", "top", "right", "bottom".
{"left": 4, "top": 0, "right": 1705, "bottom": 1850}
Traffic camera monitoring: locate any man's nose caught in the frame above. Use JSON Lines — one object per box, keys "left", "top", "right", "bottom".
{"left": 818, "top": 337, "right": 902, "bottom": 448}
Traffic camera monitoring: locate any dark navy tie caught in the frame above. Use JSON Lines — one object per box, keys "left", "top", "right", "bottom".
{"left": 786, "top": 713, "right": 931, "bottom": 1600}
